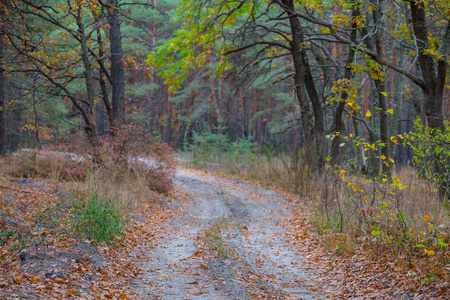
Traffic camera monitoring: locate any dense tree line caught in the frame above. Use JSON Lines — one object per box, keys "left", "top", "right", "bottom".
{"left": 0, "top": 0, "right": 296, "bottom": 154}
{"left": 151, "top": 0, "right": 450, "bottom": 173}
{"left": 0, "top": 0, "right": 449, "bottom": 179}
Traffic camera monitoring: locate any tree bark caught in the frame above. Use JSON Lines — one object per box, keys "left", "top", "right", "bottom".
{"left": 76, "top": 6, "right": 99, "bottom": 148}
{"left": 94, "top": 13, "right": 113, "bottom": 127}
{"left": 372, "top": 1, "right": 390, "bottom": 177}
{"left": 106, "top": 0, "right": 125, "bottom": 127}
{"left": 331, "top": 3, "right": 359, "bottom": 165}
{"left": 409, "top": 1, "right": 448, "bottom": 130}
{"left": 283, "top": 0, "right": 325, "bottom": 168}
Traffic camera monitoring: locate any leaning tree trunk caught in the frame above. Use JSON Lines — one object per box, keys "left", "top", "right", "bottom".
{"left": 107, "top": 0, "right": 125, "bottom": 127}
{"left": 283, "top": 0, "right": 324, "bottom": 169}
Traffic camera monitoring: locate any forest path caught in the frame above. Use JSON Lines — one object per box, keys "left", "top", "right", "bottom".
{"left": 134, "top": 168, "right": 326, "bottom": 299}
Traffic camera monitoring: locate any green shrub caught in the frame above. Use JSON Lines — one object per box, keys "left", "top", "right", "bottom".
{"left": 404, "top": 119, "right": 450, "bottom": 198}
{"left": 70, "top": 191, "right": 125, "bottom": 244}
{"left": 185, "top": 123, "right": 259, "bottom": 171}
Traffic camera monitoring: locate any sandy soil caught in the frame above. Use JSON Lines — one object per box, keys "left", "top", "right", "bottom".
{"left": 133, "top": 168, "right": 326, "bottom": 299}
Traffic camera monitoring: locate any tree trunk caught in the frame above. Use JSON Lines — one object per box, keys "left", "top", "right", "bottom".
{"left": 389, "top": 47, "right": 406, "bottom": 160}
{"left": 365, "top": 0, "right": 390, "bottom": 177}
{"left": 410, "top": 1, "right": 447, "bottom": 131}
{"left": 331, "top": 4, "right": 359, "bottom": 165}
{"left": 283, "top": 0, "right": 313, "bottom": 160}
{"left": 0, "top": 4, "right": 5, "bottom": 156}
{"left": 107, "top": 0, "right": 125, "bottom": 127}
{"left": 410, "top": 1, "right": 449, "bottom": 196}
{"left": 94, "top": 14, "right": 113, "bottom": 127}
{"left": 368, "top": 81, "right": 381, "bottom": 177}
{"left": 76, "top": 8, "right": 100, "bottom": 151}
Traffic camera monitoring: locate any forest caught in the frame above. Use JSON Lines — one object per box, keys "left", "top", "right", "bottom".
{"left": 0, "top": 0, "right": 449, "bottom": 299}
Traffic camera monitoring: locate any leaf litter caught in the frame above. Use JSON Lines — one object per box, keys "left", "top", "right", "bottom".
{"left": 1, "top": 165, "right": 448, "bottom": 299}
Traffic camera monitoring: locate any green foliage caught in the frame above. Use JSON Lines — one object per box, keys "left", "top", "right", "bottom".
{"left": 186, "top": 123, "right": 258, "bottom": 169}
{"left": 315, "top": 163, "right": 450, "bottom": 268}
{"left": 69, "top": 191, "right": 126, "bottom": 244}
{"left": 404, "top": 119, "right": 450, "bottom": 195}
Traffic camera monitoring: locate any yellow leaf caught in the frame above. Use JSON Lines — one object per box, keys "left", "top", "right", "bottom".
{"left": 366, "top": 110, "right": 372, "bottom": 117}
{"left": 380, "top": 154, "right": 386, "bottom": 160}
{"left": 424, "top": 249, "right": 435, "bottom": 256}
{"left": 386, "top": 109, "right": 394, "bottom": 114}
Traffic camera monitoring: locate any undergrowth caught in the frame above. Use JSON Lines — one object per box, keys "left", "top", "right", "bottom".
{"left": 183, "top": 126, "right": 316, "bottom": 196}
{"left": 203, "top": 218, "right": 243, "bottom": 259}
{"left": 5, "top": 122, "right": 175, "bottom": 194}
{"left": 203, "top": 219, "right": 232, "bottom": 259}
{"left": 183, "top": 125, "right": 450, "bottom": 280}
{"left": 2, "top": 122, "right": 175, "bottom": 246}
{"left": 69, "top": 190, "right": 126, "bottom": 244}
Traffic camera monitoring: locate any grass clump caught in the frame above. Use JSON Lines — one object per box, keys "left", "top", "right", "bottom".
{"left": 70, "top": 190, "right": 126, "bottom": 244}
{"left": 203, "top": 219, "right": 231, "bottom": 259}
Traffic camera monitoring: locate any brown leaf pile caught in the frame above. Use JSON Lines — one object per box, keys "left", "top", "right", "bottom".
{"left": 0, "top": 170, "right": 180, "bottom": 299}
{"left": 282, "top": 207, "right": 450, "bottom": 299}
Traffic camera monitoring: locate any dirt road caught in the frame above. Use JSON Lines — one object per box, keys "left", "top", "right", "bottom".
{"left": 134, "top": 168, "right": 325, "bottom": 299}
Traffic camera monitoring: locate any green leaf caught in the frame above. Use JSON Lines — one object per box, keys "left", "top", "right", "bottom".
{"left": 371, "top": 230, "right": 383, "bottom": 236}
{"left": 380, "top": 91, "right": 387, "bottom": 96}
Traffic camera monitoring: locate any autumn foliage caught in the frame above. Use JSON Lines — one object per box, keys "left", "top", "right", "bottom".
{"left": 5, "top": 122, "right": 175, "bottom": 194}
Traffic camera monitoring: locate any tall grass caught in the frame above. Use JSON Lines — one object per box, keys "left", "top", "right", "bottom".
{"left": 183, "top": 129, "right": 450, "bottom": 274}
{"left": 183, "top": 129, "right": 317, "bottom": 196}
{"left": 2, "top": 124, "right": 176, "bottom": 244}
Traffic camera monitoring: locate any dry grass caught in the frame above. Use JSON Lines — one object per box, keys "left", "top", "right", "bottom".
{"left": 307, "top": 166, "right": 450, "bottom": 276}
{"left": 3, "top": 149, "right": 175, "bottom": 214}
{"left": 184, "top": 148, "right": 450, "bottom": 275}
{"left": 4, "top": 149, "right": 92, "bottom": 181}
{"left": 183, "top": 150, "right": 319, "bottom": 197}
{"left": 310, "top": 166, "right": 450, "bottom": 233}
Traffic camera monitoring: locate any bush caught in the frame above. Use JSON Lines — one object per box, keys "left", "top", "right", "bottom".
{"left": 6, "top": 122, "right": 175, "bottom": 194}
{"left": 185, "top": 125, "right": 259, "bottom": 169}
{"left": 104, "top": 123, "right": 175, "bottom": 194}
{"left": 69, "top": 191, "right": 125, "bottom": 244}
{"left": 404, "top": 119, "right": 450, "bottom": 198}
{"left": 311, "top": 163, "right": 450, "bottom": 271}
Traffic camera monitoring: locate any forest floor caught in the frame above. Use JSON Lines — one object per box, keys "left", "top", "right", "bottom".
{"left": 1, "top": 164, "right": 448, "bottom": 299}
